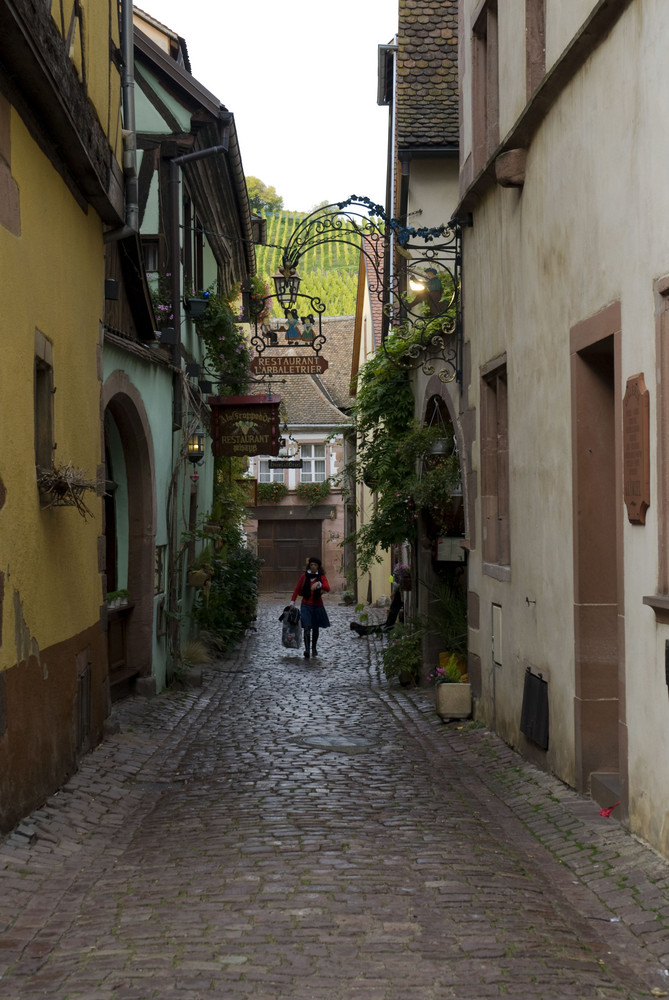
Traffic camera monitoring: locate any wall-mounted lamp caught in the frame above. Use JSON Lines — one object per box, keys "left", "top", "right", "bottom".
{"left": 187, "top": 427, "right": 205, "bottom": 464}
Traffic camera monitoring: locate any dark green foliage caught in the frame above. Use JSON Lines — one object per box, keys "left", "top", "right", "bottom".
{"left": 344, "top": 335, "right": 460, "bottom": 572}
{"left": 426, "top": 582, "right": 468, "bottom": 656}
{"left": 381, "top": 622, "right": 423, "bottom": 684}
{"left": 194, "top": 288, "right": 251, "bottom": 395}
{"left": 192, "top": 538, "right": 261, "bottom": 652}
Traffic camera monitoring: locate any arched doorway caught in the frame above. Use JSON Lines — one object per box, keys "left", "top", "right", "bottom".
{"left": 102, "top": 373, "right": 156, "bottom": 700}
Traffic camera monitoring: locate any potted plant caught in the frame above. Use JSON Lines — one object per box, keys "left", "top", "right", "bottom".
{"left": 187, "top": 544, "right": 214, "bottom": 588}
{"left": 184, "top": 290, "right": 210, "bottom": 319}
{"left": 393, "top": 562, "right": 412, "bottom": 592}
{"left": 106, "top": 588, "right": 130, "bottom": 609}
{"left": 429, "top": 652, "right": 471, "bottom": 720}
{"left": 380, "top": 622, "right": 423, "bottom": 686}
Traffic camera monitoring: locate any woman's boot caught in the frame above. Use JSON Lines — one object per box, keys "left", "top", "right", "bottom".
{"left": 303, "top": 628, "right": 311, "bottom": 658}
{"left": 312, "top": 628, "right": 319, "bottom": 657}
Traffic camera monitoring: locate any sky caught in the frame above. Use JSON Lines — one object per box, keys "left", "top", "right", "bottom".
{"left": 139, "top": 0, "right": 399, "bottom": 213}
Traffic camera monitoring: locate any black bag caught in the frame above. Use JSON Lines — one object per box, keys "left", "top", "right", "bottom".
{"left": 279, "top": 605, "right": 302, "bottom": 648}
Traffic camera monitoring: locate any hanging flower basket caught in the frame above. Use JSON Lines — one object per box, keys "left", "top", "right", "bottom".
{"left": 187, "top": 568, "right": 212, "bottom": 588}
{"left": 36, "top": 463, "right": 98, "bottom": 521}
{"left": 185, "top": 297, "right": 209, "bottom": 319}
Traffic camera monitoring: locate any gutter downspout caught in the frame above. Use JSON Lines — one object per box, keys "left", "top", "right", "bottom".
{"left": 382, "top": 40, "right": 398, "bottom": 343}
{"left": 104, "top": 0, "right": 139, "bottom": 242}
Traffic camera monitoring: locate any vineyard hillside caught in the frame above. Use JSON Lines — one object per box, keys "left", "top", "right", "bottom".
{"left": 255, "top": 210, "right": 361, "bottom": 317}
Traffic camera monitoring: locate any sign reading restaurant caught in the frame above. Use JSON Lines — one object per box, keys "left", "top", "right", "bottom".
{"left": 250, "top": 355, "right": 329, "bottom": 376}
{"left": 209, "top": 394, "right": 282, "bottom": 458}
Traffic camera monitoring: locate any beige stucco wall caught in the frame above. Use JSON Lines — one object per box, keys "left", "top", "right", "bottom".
{"left": 460, "top": 0, "right": 669, "bottom": 850}
{"left": 406, "top": 159, "right": 460, "bottom": 229}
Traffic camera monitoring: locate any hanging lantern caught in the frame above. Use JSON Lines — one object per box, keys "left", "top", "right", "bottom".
{"left": 272, "top": 263, "right": 301, "bottom": 308}
{"left": 187, "top": 427, "right": 205, "bottom": 464}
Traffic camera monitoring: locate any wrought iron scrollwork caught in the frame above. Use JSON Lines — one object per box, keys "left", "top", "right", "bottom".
{"left": 246, "top": 291, "right": 327, "bottom": 357}
{"left": 279, "top": 196, "right": 462, "bottom": 384}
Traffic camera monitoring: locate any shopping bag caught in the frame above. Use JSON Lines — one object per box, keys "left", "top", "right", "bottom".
{"left": 279, "top": 605, "right": 302, "bottom": 649}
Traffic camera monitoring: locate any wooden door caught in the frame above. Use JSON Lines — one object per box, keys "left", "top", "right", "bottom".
{"left": 257, "top": 519, "right": 322, "bottom": 593}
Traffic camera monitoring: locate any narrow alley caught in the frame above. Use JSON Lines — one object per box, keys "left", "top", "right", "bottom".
{"left": 1, "top": 598, "right": 668, "bottom": 1000}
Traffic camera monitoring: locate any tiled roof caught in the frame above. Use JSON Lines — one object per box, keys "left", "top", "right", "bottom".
{"left": 396, "top": 0, "right": 459, "bottom": 149}
{"left": 281, "top": 374, "right": 349, "bottom": 428}
{"left": 317, "top": 316, "right": 356, "bottom": 410}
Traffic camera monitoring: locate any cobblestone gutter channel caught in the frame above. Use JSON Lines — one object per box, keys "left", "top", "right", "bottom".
{"left": 0, "top": 598, "right": 668, "bottom": 999}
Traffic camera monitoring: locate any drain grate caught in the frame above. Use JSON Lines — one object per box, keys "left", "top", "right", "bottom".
{"left": 293, "top": 734, "right": 381, "bottom": 754}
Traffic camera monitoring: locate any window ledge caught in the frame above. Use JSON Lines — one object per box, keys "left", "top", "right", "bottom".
{"left": 642, "top": 594, "right": 669, "bottom": 624}
{"left": 483, "top": 562, "right": 511, "bottom": 583}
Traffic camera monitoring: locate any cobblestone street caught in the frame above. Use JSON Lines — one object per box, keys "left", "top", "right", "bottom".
{"left": 2, "top": 598, "right": 669, "bottom": 999}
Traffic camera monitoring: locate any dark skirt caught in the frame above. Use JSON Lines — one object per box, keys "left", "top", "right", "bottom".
{"left": 300, "top": 603, "right": 330, "bottom": 629}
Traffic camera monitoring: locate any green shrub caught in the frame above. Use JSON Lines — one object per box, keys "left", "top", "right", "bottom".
{"left": 380, "top": 622, "right": 423, "bottom": 685}
{"left": 192, "top": 543, "right": 261, "bottom": 652}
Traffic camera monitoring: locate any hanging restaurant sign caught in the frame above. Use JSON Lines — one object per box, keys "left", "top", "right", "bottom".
{"left": 250, "top": 355, "right": 329, "bottom": 376}
{"left": 209, "top": 394, "right": 282, "bottom": 458}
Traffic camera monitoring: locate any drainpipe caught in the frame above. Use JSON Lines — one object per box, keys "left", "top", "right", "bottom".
{"left": 381, "top": 39, "right": 398, "bottom": 342}
{"left": 104, "top": 0, "right": 139, "bottom": 241}
{"left": 168, "top": 139, "right": 229, "bottom": 427}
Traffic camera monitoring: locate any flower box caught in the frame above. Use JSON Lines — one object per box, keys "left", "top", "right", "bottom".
{"left": 185, "top": 297, "right": 209, "bottom": 319}
{"left": 435, "top": 682, "right": 471, "bottom": 720}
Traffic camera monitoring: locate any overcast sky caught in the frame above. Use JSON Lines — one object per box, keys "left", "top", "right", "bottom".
{"left": 139, "top": 1, "right": 398, "bottom": 213}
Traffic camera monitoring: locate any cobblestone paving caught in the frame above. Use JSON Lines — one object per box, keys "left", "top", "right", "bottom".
{"left": 2, "top": 598, "right": 669, "bottom": 998}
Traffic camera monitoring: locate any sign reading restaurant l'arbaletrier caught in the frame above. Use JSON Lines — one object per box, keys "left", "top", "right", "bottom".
{"left": 250, "top": 355, "right": 329, "bottom": 376}
{"left": 209, "top": 394, "right": 281, "bottom": 458}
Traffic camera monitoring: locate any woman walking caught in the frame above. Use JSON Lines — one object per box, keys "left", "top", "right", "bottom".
{"left": 290, "top": 556, "right": 330, "bottom": 659}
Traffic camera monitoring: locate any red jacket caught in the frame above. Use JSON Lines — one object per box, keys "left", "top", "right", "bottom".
{"left": 291, "top": 573, "right": 330, "bottom": 607}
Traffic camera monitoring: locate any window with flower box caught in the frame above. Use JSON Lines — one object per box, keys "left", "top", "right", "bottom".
{"left": 300, "top": 444, "right": 326, "bottom": 483}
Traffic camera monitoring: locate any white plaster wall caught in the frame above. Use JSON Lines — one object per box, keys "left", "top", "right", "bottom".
{"left": 497, "top": 0, "right": 527, "bottom": 137}
{"left": 406, "top": 159, "right": 460, "bottom": 228}
{"left": 459, "top": 0, "right": 602, "bottom": 166}
{"left": 461, "top": 0, "right": 669, "bottom": 843}
{"left": 545, "top": 0, "right": 599, "bottom": 71}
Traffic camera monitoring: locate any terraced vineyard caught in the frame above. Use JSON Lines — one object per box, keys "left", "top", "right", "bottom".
{"left": 255, "top": 210, "right": 362, "bottom": 317}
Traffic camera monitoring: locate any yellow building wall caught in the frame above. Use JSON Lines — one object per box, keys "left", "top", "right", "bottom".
{"left": 0, "top": 113, "right": 105, "bottom": 673}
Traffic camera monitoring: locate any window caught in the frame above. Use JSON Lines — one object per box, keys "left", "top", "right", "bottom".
{"left": 141, "top": 238, "right": 159, "bottom": 273}
{"left": 480, "top": 359, "right": 509, "bottom": 575}
{"left": 34, "top": 331, "right": 54, "bottom": 470}
{"left": 300, "top": 444, "right": 326, "bottom": 483}
{"left": 257, "top": 459, "right": 284, "bottom": 484}
{"left": 472, "top": 0, "right": 499, "bottom": 174}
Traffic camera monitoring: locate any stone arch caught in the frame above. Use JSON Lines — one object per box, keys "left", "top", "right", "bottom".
{"left": 102, "top": 372, "right": 157, "bottom": 694}
{"left": 420, "top": 377, "right": 469, "bottom": 544}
